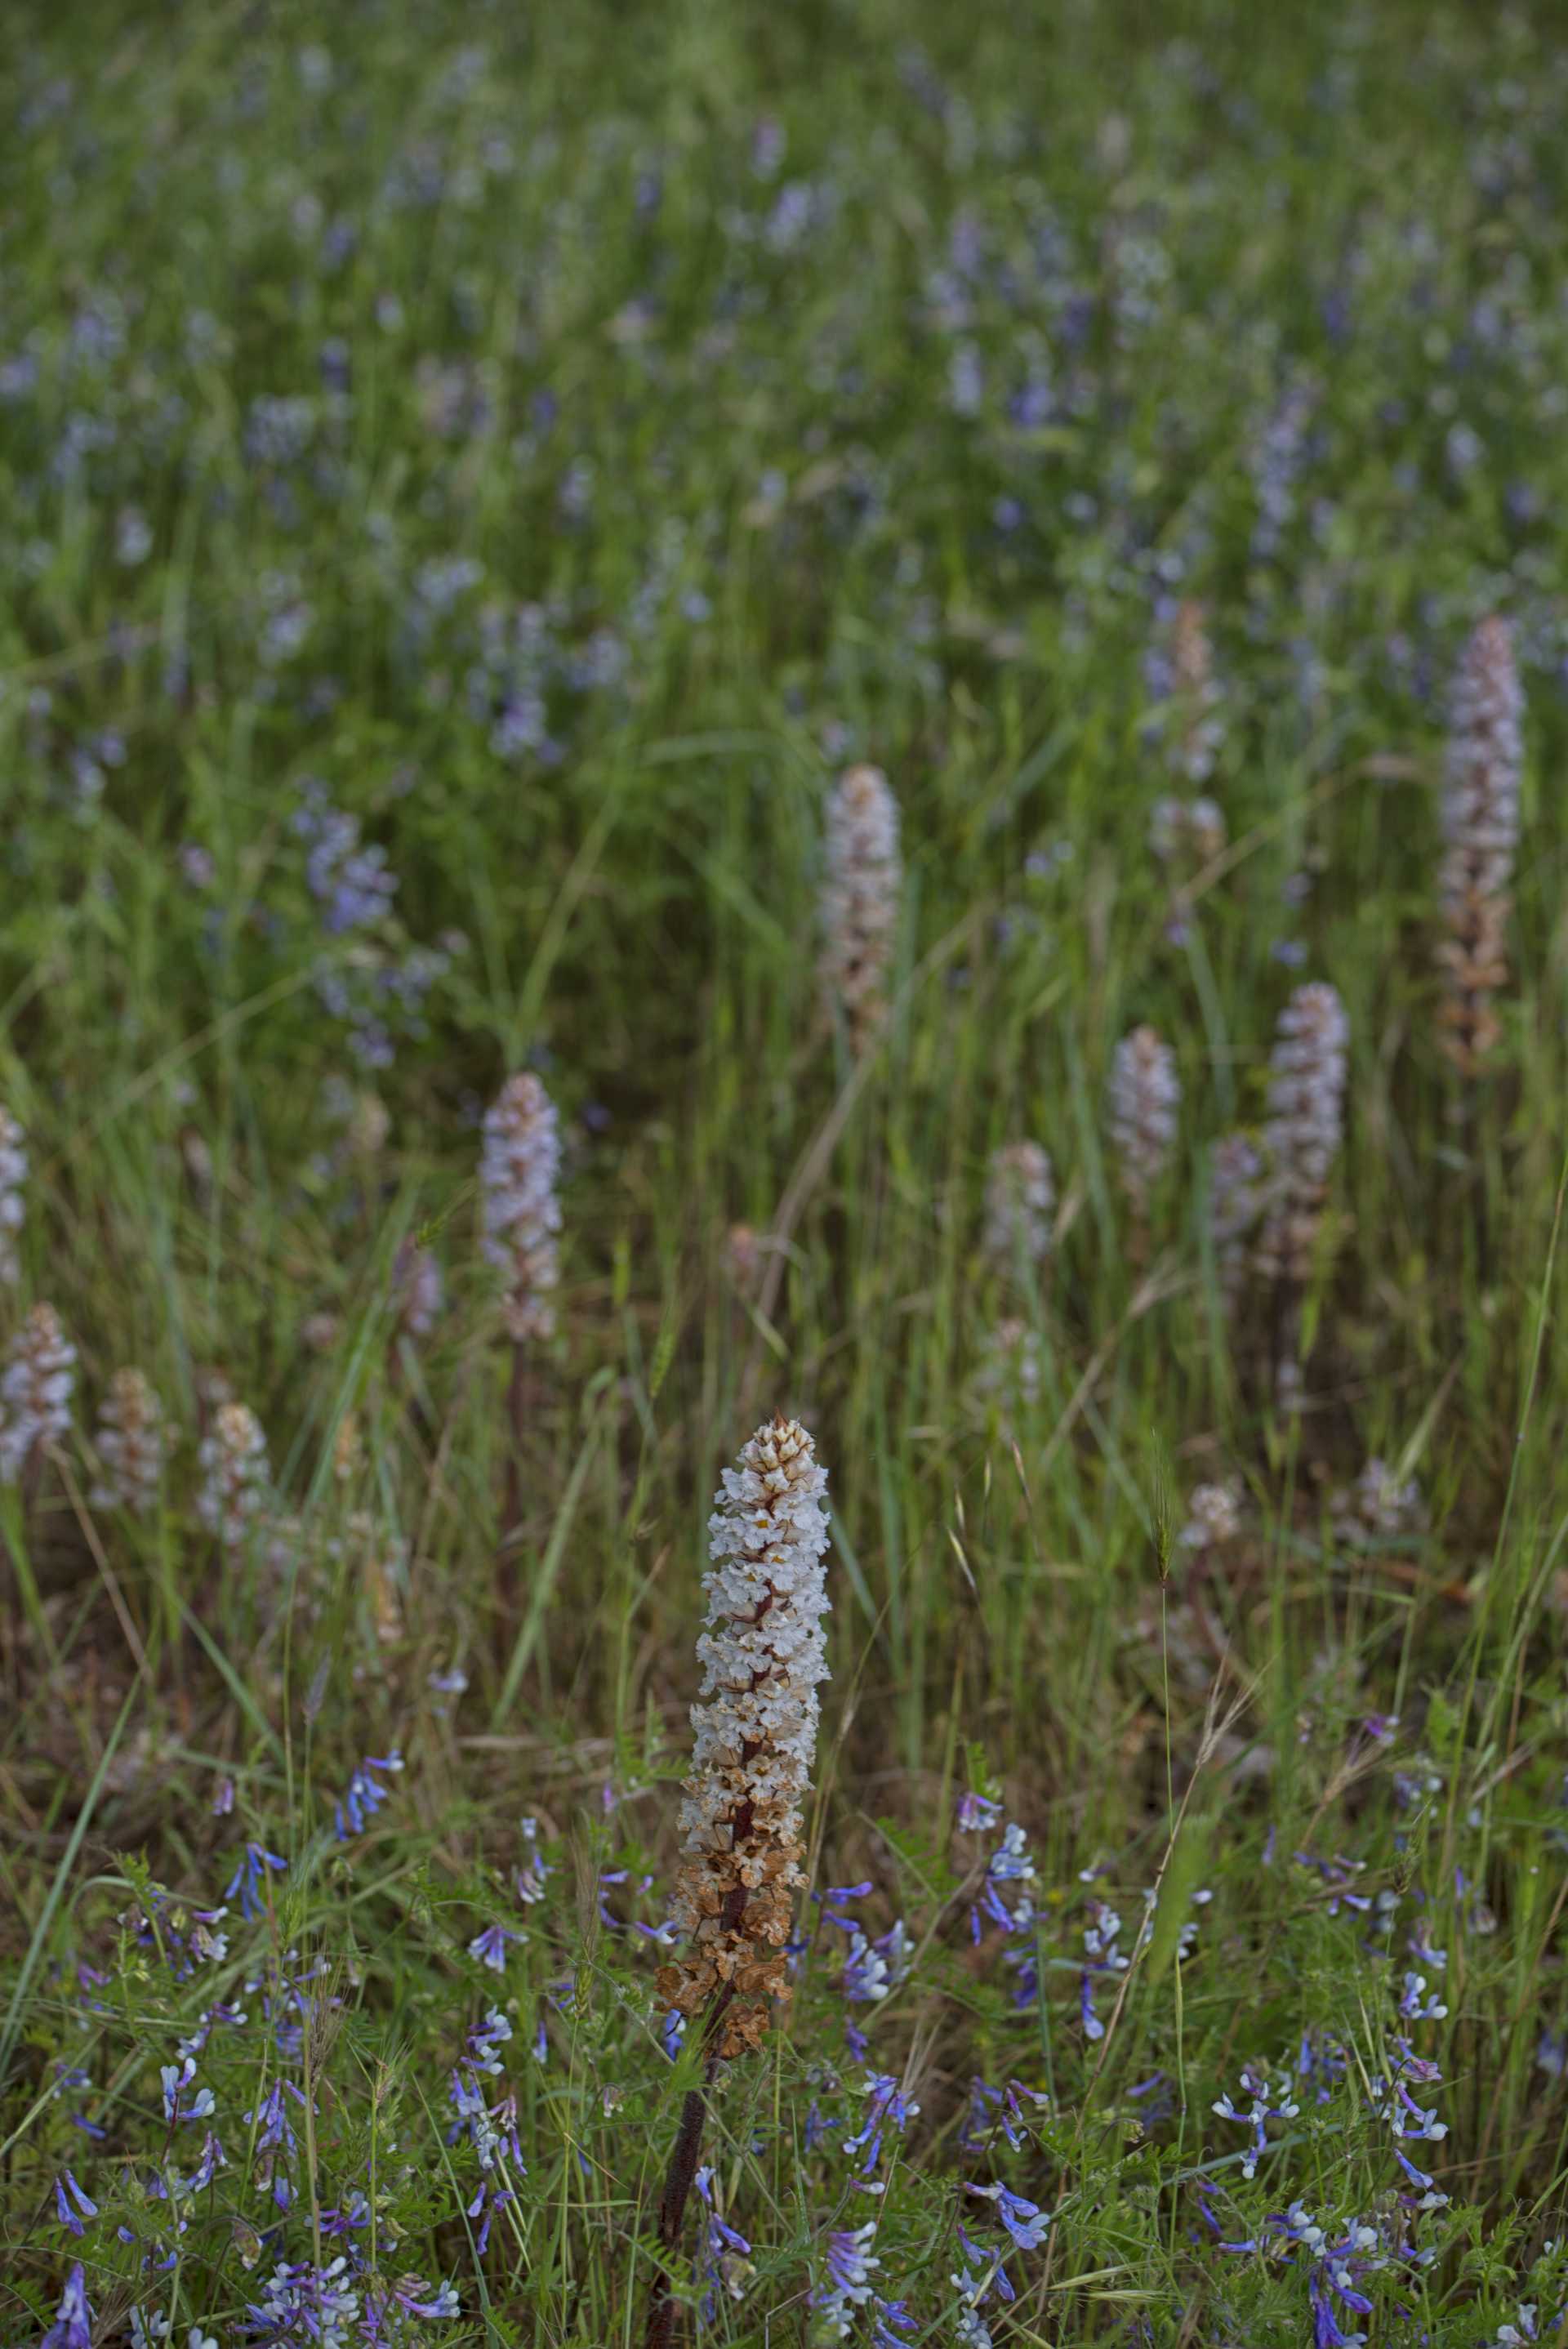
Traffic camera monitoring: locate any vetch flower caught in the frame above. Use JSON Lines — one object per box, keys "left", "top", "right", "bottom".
{"left": 373, "top": 2275, "right": 461, "bottom": 2320}
{"left": 960, "top": 2075, "right": 1050, "bottom": 2152}
{"left": 225, "top": 1841, "right": 287, "bottom": 1921}
{"left": 967, "top": 2180, "right": 1051, "bottom": 2249}
{"left": 243, "top": 2258, "right": 360, "bottom": 2348}
{"left": 657, "top": 1415, "right": 831, "bottom": 2058}
{"left": 693, "top": 2165, "right": 753, "bottom": 2316}
{"left": 840, "top": 1918, "right": 912, "bottom": 2004}
{"left": 40, "top": 2266, "right": 93, "bottom": 2349}
{"left": 814, "top": 2223, "right": 880, "bottom": 2336}
{"left": 1211, "top": 2061, "right": 1299, "bottom": 2178}
{"left": 841, "top": 2072, "right": 921, "bottom": 2188}
{"left": 161, "top": 2056, "right": 216, "bottom": 2124}
{"left": 54, "top": 2168, "right": 98, "bottom": 2235}
{"left": 333, "top": 1751, "right": 403, "bottom": 1841}
{"left": 468, "top": 1922, "right": 526, "bottom": 1972}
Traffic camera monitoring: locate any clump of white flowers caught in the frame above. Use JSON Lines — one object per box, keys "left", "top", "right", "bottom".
{"left": 1438, "top": 613, "right": 1522, "bottom": 1072}
{"left": 1108, "top": 1025, "right": 1180, "bottom": 1211}
{"left": 1336, "top": 1458, "right": 1425, "bottom": 1541}
{"left": 480, "top": 1073, "right": 562, "bottom": 1342}
{"left": 983, "top": 1140, "right": 1054, "bottom": 1274}
{"left": 658, "top": 1414, "right": 831, "bottom": 2058}
{"left": 1255, "top": 983, "right": 1349, "bottom": 1286}
{"left": 820, "top": 764, "right": 902, "bottom": 1052}
{"left": 0, "top": 1108, "right": 26, "bottom": 1286}
{"left": 91, "top": 1369, "right": 168, "bottom": 1514}
{"left": 197, "top": 1401, "right": 270, "bottom": 1553}
{"left": 1178, "top": 1481, "right": 1243, "bottom": 1553}
{"left": 0, "top": 1303, "right": 76, "bottom": 1482}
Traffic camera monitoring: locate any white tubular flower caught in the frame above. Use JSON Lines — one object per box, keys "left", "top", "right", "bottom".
{"left": 820, "top": 764, "right": 902, "bottom": 1052}
{"left": 1438, "top": 613, "right": 1522, "bottom": 1072}
{"left": 0, "top": 1108, "right": 26, "bottom": 1286}
{"left": 480, "top": 1072, "right": 562, "bottom": 1343}
{"left": 91, "top": 1368, "right": 168, "bottom": 1514}
{"left": 1255, "top": 982, "right": 1349, "bottom": 1286}
{"left": 197, "top": 1402, "right": 270, "bottom": 1553}
{"left": 1107, "top": 1025, "right": 1180, "bottom": 1210}
{"left": 0, "top": 1303, "right": 76, "bottom": 1482}
{"left": 983, "top": 1140, "right": 1054, "bottom": 1274}
{"left": 658, "top": 1415, "right": 831, "bottom": 2058}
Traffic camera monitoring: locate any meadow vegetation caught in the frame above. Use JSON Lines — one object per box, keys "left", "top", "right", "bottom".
{"left": 3, "top": 4, "right": 1568, "bottom": 2342}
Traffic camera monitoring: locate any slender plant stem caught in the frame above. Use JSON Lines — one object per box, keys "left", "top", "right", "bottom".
{"left": 644, "top": 1871, "right": 749, "bottom": 2349}
{"left": 501, "top": 1337, "right": 527, "bottom": 1579}
{"left": 644, "top": 1986, "right": 736, "bottom": 2349}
